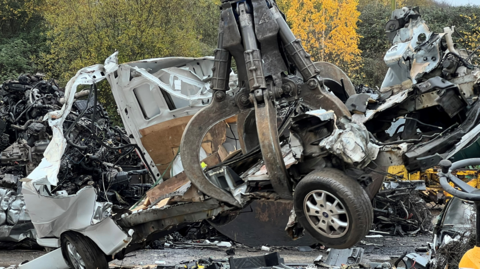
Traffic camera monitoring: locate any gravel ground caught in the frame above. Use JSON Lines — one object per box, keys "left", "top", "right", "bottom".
{"left": 110, "top": 248, "right": 323, "bottom": 268}
{"left": 0, "top": 250, "right": 44, "bottom": 267}
{"left": 0, "top": 234, "right": 433, "bottom": 268}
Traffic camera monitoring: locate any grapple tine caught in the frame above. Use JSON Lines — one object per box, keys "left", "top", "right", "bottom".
{"left": 254, "top": 91, "right": 293, "bottom": 199}
{"left": 180, "top": 94, "right": 242, "bottom": 207}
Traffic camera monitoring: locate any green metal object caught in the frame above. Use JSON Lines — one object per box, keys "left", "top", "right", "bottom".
{"left": 391, "top": 0, "right": 396, "bottom": 11}
{"left": 453, "top": 138, "right": 480, "bottom": 161}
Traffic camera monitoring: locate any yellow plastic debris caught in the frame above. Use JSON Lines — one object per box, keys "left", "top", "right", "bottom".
{"left": 459, "top": 246, "right": 480, "bottom": 269}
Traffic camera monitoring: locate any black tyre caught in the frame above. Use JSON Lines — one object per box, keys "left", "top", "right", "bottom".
{"left": 294, "top": 168, "right": 373, "bottom": 249}
{"left": 61, "top": 231, "right": 108, "bottom": 269}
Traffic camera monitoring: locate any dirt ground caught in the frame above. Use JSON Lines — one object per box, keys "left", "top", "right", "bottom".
{"left": 0, "top": 234, "right": 432, "bottom": 268}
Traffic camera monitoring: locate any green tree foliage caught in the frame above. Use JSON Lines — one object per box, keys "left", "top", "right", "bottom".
{"left": 0, "top": 39, "right": 34, "bottom": 81}
{"left": 355, "top": 3, "right": 391, "bottom": 87}
{"left": 0, "top": 0, "right": 43, "bottom": 37}
{"left": 0, "top": 0, "right": 46, "bottom": 81}
{"left": 189, "top": 0, "right": 221, "bottom": 55}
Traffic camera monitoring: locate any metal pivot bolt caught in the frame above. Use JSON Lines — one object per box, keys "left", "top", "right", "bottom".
{"left": 254, "top": 89, "right": 264, "bottom": 102}
{"left": 308, "top": 79, "right": 319, "bottom": 90}
{"left": 282, "top": 84, "right": 292, "bottom": 93}
{"left": 215, "top": 91, "right": 226, "bottom": 101}
{"left": 239, "top": 94, "right": 249, "bottom": 106}
{"left": 439, "top": 159, "right": 452, "bottom": 173}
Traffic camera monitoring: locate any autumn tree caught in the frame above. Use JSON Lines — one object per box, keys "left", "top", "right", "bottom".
{"left": 277, "top": 0, "right": 362, "bottom": 79}
{"left": 457, "top": 12, "right": 480, "bottom": 65}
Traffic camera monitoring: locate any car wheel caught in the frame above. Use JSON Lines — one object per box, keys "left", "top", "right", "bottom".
{"left": 61, "top": 231, "right": 108, "bottom": 269}
{"left": 294, "top": 168, "right": 373, "bottom": 249}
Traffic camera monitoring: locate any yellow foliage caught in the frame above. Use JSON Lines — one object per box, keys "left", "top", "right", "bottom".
{"left": 458, "top": 14, "right": 480, "bottom": 65}
{"left": 277, "top": 0, "right": 362, "bottom": 78}
{"left": 39, "top": 0, "right": 209, "bottom": 82}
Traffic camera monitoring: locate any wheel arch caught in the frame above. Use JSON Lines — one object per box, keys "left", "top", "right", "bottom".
{"left": 60, "top": 218, "right": 132, "bottom": 257}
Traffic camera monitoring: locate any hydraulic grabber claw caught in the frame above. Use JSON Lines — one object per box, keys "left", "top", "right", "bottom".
{"left": 180, "top": 0, "right": 352, "bottom": 207}
{"left": 180, "top": 93, "right": 243, "bottom": 207}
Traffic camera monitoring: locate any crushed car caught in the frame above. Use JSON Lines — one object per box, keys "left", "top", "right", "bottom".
{"left": 5, "top": 2, "right": 480, "bottom": 269}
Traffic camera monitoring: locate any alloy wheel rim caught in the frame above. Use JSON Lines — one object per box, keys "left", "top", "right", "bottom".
{"left": 67, "top": 242, "right": 86, "bottom": 269}
{"left": 303, "top": 190, "right": 349, "bottom": 238}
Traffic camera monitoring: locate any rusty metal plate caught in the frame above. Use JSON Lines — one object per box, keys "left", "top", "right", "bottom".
{"left": 211, "top": 199, "right": 317, "bottom": 247}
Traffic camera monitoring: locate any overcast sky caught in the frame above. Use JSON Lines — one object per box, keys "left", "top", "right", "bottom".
{"left": 441, "top": 0, "right": 478, "bottom": 5}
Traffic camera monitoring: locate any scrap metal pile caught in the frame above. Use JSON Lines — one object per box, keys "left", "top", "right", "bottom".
{"left": 0, "top": 74, "right": 148, "bottom": 244}
{"left": 372, "top": 187, "right": 433, "bottom": 236}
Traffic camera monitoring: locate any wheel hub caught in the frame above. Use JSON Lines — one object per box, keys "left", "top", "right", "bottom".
{"left": 303, "top": 190, "right": 350, "bottom": 238}
{"left": 66, "top": 242, "right": 86, "bottom": 269}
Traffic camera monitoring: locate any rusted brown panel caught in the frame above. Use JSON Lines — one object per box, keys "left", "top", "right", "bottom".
{"left": 225, "top": 115, "right": 238, "bottom": 124}
{"left": 170, "top": 184, "right": 203, "bottom": 203}
{"left": 217, "top": 145, "right": 229, "bottom": 162}
{"left": 139, "top": 116, "right": 192, "bottom": 137}
{"left": 131, "top": 196, "right": 151, "bottom": 212}
{"left": 146, "top": 172, "right": 189, "bottom": 203}
{"left": 202, "top": 122, "right": 227, "bottom": 155}
{"left": 202, "top": 152, "right": 222, "bottom": 168}
{"left": 139, "top": 116, "right": 226, "bottom": 179}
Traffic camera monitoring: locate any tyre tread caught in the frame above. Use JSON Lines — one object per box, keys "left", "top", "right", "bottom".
{"left": 62, "top": 231, "right": 109, "bottom": 269}
{"left": 294, "top": 168, "right": 373, "bottom": 248}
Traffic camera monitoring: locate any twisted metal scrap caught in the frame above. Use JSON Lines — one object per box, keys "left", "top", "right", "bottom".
{"left": 373, "top": 188, "right": 434, "bottom": 235}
